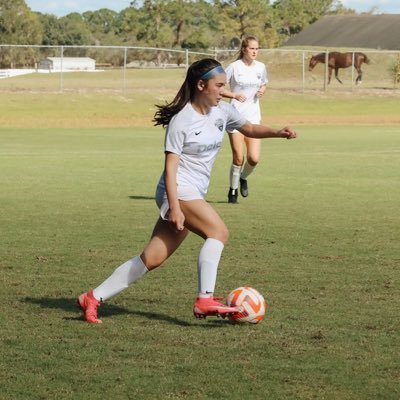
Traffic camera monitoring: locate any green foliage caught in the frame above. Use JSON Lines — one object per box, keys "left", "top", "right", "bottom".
{"left": 57, "top": 13, "right": 93, "bottom": 46}
{"left": 82, "top": 8, "right": 119, "bottom": 36}
{"left": 38, "top": 13, "right": 64, "bottom": 46}
{"left": 388, "top": 56, "right": 400, "bottom": 87}
{"left": 0, "top": 0, "right": 42, "bottom": 67}
{"left": 0, "top": 0, "right": 359, "bottom": 51}
{"left": 273, "top": 0, "right": 344, "bottom": 37}
{"left": 212, "top": 0, "right": 279, "bottom": 48}
{"left": 0, "top": 0, "right": 43, "bottom": 44}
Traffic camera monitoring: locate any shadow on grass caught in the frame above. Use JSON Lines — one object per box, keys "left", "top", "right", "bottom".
{"left": 128, "top": 194, "right": 230, "bottom": 205}
{"left": 207, "top": 200, "right": 232, "bottom": 204}
{"left": 128, "top": 195, "right": 155, "bottom": 200}
{"left": 23, "top": 297, "right": 230, "bottom": 328}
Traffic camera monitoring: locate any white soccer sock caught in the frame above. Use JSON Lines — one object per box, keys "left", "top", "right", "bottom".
{"left": 93, "top": 256, "right": 149, "bottom": 301}
{"left": 197, "top": 238, "right": 224, "bottom": 297}
{"left": 230, "top": 164, "right": 241, "bottom": 189}
{"left": 240, "top": 161, "right": 256, "bottom": 180}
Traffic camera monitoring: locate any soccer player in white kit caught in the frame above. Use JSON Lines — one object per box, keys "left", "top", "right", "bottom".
{"left": 222, "top": 36, "right": 268, "bottom": 203}
{"left": 77, "top": 58, "right": 296, "bottom": 324}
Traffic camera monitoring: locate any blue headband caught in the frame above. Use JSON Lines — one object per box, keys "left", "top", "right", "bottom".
{"left": 200, "top": 65, "right": 225, "bottom": 80}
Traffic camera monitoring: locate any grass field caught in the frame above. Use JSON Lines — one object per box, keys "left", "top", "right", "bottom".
{"left": 0, "top": 82, "right": 399, "bottom": 399}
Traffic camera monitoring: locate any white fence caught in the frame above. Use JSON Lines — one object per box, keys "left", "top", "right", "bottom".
{"left": 0, "top": 44, "right": 399, "bottom": 92}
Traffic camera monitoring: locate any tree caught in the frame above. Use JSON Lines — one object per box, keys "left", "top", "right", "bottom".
{"left": 38, "top": 13, "right": 65, "bottom": 45}
{"left": 58, "top": 13, "right": 93, "bottom": 47}
{"left": 135, "top": 0, "right": 175, "bottom": 47}
{"left": 0, "top": 0, "right": 43, "bottom": 67}
{"left": 273, "top": 0, "right": 343, "bottom": 38}
{"left": 211, "top": 0, "right": 278, "bottom": 48}
{"left": 82, "top": 9, "right": 119, "bottom": 37}
{"left": 116, "top": 6, "right": 141, "bottom": 44}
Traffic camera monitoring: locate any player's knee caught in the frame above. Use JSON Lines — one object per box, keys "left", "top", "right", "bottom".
{"left": 140, "top": 252, "right": 163, "bottom": 271}
{"left": 247, "top": 156, "right": 259, "bottom": 166}
{"left": 233, "top": 154, "right": 244, "bottom": 166}
{"left": 215, "top": 225, "right": 229, "bottom": 244}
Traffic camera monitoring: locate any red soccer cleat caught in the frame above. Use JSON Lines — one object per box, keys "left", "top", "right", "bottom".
{"left": 77, "top": 290, "right": 102, "bottom": 324}
{"left": 193, "top": 296, "right": 241, "bottom": 319}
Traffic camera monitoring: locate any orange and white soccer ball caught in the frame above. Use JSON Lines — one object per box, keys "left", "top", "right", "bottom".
{"left": 226, "top": 287, "right": 266, "bottom": 324}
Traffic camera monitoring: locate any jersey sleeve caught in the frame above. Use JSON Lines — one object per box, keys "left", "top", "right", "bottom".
{"left": 164, "top": 121, "right": 185, "bottom": 155}
{"left": 222, "top": 102, "right": 247, "bottom": 132}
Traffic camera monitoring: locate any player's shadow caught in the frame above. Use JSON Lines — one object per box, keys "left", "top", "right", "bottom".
{"left": 206, "top": 199, "right": 231, "bottom": 204}
{"left": 128, "top": 195, "right": 230, "bottom": 205}
{"left": 128, "top": 195, "right": 155, "bottom": 201}
{"left": 23, "top": 297, "right": 229, "bottom": 327}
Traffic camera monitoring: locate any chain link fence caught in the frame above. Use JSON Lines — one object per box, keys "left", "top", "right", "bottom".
{"left": 0, "top": 44, "right": 399, "bottom": 92}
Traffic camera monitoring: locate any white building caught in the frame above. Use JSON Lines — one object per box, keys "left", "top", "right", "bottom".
{"left": 39, "top": 57, "right": 96, "bottom": 71}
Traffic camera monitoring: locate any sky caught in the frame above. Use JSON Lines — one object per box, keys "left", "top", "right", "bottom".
{"left": 24, "top": 0, "right": 400, "bottom": 17}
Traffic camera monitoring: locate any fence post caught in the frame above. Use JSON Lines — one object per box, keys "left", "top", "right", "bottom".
{"left": 324, "top": 50, "right": 329, "bottom": 92}
{"left": 185, "top": 49, "right": 189, "bottom": 70}
{"left": 123, "top": 47, "right": 127, "bottom": 92}
{"left": 60, "top": 46, "right": 64, "bottom": 92}
{"left": 302, "top": 51, "right": 305, "bottom": 92}
{"left": 351, "top": 52, "right": 355, "bottom": 91}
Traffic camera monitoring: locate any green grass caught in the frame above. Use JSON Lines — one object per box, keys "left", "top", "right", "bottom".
{"left": 1, "top": 86, "right": 399, "bottom": 130}
{"left": 1, "top": 121, "right": 399, "bottom": 399}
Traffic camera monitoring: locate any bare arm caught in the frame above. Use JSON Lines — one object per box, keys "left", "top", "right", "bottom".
{"left": 222, "top": 89, "right": 247, "bottom": 103}
{"left": 238, "top": 121, "right": 297, "bottom": 140}
{"left": 256, "top": 84, "right": 267, "bottom": 98}
{"left": 164, "top": 152, "right": 185, "bottom": 231}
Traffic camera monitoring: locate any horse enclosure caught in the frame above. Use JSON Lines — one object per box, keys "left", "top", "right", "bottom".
{"left": 0, "top": 44, "right": 399, "bottom": 92}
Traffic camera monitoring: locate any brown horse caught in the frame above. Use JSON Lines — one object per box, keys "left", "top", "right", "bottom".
{"left": 309, "top": 52, "right": 370, "bottom": 84}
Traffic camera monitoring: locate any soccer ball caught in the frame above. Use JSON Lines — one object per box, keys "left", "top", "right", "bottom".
{"left": 226, "top": 286, "right": 266, "bottom": 324}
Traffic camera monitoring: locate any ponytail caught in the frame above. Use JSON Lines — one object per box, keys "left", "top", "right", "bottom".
{"left": 153, "top": 58, "right": 222, "bottom": 127}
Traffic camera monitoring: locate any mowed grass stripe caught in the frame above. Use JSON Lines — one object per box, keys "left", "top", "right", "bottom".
{"left": 1, "top": 124, "right": 399, "bottom": 399}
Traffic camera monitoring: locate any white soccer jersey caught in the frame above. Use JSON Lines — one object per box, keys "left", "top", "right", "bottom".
{"left": 157, "top": 101, "right": 246, "bottom": 198}
{"left": 225, "top": 59, "right": 268, "bottom": 123}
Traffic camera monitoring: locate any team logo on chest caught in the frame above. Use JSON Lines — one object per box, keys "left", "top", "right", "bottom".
{"left": 214, "top": 118, "right": 224, "bottom": 132}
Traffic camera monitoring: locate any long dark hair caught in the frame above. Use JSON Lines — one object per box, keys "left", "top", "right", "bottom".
{"left": 153, "top": 58, "right": 222, "bottom": 127}
{"left": 237, "top": 35, "right": 259, "bottom": 61}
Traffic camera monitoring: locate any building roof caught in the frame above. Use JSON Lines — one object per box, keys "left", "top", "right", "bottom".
{"left": 45, "top": 57, "right": 95, "bottom": 62}
{"left": 283, "top": 14, "right": 400, "bottom": 50}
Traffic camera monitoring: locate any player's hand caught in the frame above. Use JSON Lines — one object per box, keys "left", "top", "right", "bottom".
{"left": 278, "top": 127, "right": 297, "bottom": 140}
{"left": 256, "top": 89, "right": 265, "bottom": 98}
{"left": 168, "top": 207, "right": 185, "bottom": 231}
{"left": 234, "top": 93, "right": 247, "bottom": 102}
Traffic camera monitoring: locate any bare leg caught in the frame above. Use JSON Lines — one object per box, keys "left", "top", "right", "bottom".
{"left": 141, "top": 217, "right": 189, "bottom": 269}
{"left": 179, "top": 199, "right": 240, "bottom": 317}
{"left": 239, "top": 136, "right": 261, "bottom": 197}
{"left": 228, "top": 131, "right": 245, "bottom": 167}
{"left": 242, "top": 136, "right": 261, "bottom": 176}
{"left": 228, "top": 132, "right": 245, "bottom": 202}
{"left": 92, "top": 218, "right": 189, "bottom": 302}
{"left": 79, "top": 200, "right": 234, "bottom": 323}
{"left": 180, "top": 199, "right": 229, "bottom": 243}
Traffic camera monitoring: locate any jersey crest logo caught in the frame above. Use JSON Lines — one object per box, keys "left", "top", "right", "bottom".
{"left": 214, "top": 118, "right": 224, "bottom": 132}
